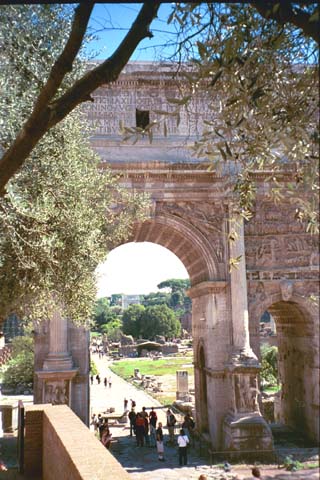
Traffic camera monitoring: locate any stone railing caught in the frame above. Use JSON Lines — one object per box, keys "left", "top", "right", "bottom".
{"left": 24, "top": 404, "right": 130, "bottom": 480}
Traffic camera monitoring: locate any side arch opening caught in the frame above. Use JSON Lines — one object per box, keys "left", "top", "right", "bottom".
{"left": 259, "top": 299, "right": 318, "bottom": 445}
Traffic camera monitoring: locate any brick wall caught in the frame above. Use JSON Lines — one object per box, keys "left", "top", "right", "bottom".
{"left": 25, "top": 404, "right": 130, "bottom": 480}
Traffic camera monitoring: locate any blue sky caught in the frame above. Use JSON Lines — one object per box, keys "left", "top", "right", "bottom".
{"left": 87, "top": 3, "right": 177, "bottom": 61}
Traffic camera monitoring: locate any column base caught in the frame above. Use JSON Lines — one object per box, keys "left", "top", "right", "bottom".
{"left": 43, "top": 352, "right": 73, "bottom": 371}
{"left": 223, "top": 412, "right": 274, "bottom": 459}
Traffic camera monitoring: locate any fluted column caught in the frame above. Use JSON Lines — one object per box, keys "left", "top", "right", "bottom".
{"left": 228, "top": 213, "right": 255, "bottom": 359}
{"left": 43, "top": 307, "right": 73, "bottom": 371}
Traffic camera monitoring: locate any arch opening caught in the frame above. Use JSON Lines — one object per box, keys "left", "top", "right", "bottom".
{"left": 259, "top": 300, "right": 317, "bottom": 446}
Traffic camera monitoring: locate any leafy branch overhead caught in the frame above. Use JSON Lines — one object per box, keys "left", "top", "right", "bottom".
{"left": 0, "top": 2, "right": 161, "bottom": 194}
{"left": 121, "top": 2, "right": 319, "bottom": 233}
{"left": 0, "top": 5, "right": 150, "bottom": 325}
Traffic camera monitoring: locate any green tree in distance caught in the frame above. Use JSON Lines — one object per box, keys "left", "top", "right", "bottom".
{"left": 122, "top": 304, "right": 145, "bottom": 338}
{"left": 157, "top": 278, "right": 191, "bottom": 313}
{"left": 93, "top": 297, "right": 120, "bottom": 331}
{"left": 2, "top": 335, "right": 34, "bottom": 389}
{"left": 141, "top": 304, "right": 181, "bottom": 339}
{"left": 122, "top": 303, "right": 181, "bottom": 340}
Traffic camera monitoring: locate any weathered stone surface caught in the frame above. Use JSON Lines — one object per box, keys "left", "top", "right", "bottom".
{"left": 34, "top": 62, "right": 319, "bottom": 452}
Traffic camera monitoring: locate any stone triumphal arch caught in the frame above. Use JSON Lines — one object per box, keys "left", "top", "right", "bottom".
{"left": 33, "top": 63, "right": 319, "bottom": 452}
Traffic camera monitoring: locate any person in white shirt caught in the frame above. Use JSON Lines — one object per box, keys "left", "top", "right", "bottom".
{"left": 177, "top": 429, "right": 189, "bottom": 466}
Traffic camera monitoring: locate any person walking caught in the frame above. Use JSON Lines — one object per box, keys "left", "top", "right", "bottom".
{"left": 128, "top": 408, "right": 136, "bottom": 437}
{"left": 103, "top": 377, "right": 107, "bottom": 388}
{"left": 177, "top": 428, "right": 189, "bottom": 466}
{"left": 108, "top": 376, "right": 112, "bottom": 388}
{"left": 156, "top": 422, "right": 165, "bottom": 461}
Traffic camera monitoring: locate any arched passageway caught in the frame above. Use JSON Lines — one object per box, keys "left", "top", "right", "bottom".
{"left": 257, "top": 298, "right": 319, "bottom": 444}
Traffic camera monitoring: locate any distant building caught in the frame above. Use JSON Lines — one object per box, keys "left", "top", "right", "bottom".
{"left": 122, "top": 294, "right": 142, "bottom": 309}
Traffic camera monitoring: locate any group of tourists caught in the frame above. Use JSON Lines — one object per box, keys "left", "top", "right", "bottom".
{"left": 91, "top": 413, "right": 112, "bottom": 450}
{"left": 127, "top": 404, "right": 196, "bottom": 464}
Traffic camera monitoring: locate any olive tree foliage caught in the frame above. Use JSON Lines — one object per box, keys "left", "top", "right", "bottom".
{"left": 0, "top": 2, "right": 160, "bottom": 194}
{"left": 0, "top": 5, "right": 149, "bottom": 326}
{"left": 123, "top": 2, "right": 319, "bottom": 234}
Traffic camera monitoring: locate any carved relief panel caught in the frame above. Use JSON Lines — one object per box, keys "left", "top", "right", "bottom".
{"left": 44, "top": 380, "right": 69, "bottom": 406}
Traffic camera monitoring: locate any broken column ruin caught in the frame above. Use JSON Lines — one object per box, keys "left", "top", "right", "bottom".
{"left": 176, "top": 370, "right": 189, "bottom": 401}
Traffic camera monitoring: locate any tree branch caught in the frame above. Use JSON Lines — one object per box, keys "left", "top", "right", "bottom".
{"left": 252, "top": 0, "right": 319, "bottom": 43}
{"left": 49, "top": 2, "right": 161, "bottom": 125}
{"left": 0, "top": 2, "right": 160, "bottom": 195}
{"left": 32, "top": 2, "right": 94, "bottom": 118}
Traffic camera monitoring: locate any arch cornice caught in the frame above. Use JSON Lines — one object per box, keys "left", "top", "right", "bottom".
{"left": 187, "top": 281, "right": 227, "bottom": 299}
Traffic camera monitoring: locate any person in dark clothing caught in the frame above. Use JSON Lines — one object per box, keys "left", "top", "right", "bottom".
{"left": 149, "top": 407, "right": 157, "bottom": 447}
{"left": 182, "top": 413, "right": 195, "bottom": 446}
{"left": 135, "top": 413, "right": 145, "bottom": 447}
{"left": 128, "top": 408, "right": 136, "bottom": 436}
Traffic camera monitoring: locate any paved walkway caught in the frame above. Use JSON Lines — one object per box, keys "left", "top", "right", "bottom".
{"left": 0, "top": 356, "right": 318, "bottom": 480}
{"left": 89, "top": 354, "right": 319, "bottom": 480}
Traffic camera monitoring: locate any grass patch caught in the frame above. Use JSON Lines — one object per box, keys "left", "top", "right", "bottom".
{"left": 263, "top": 385, "right": 281, "bottom": 394}
{"left": 152, "top": 394, "right": 176, "bottom": 406}
{"left": 110, "top": 357, "right": 193, "bottom": 379}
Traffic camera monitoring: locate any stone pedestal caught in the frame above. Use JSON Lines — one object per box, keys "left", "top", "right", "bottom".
{"left": 223, "top": 412, "right": 273, "bottom": 457}
{"left": 223, "top": 363, "right": 273, "bottom": 454}
{"left": 35, "top": 308, "right": 78, "bottom": 408}
{"left": 176, "top": 370, "right": 189, "bottom": 400}
{"left": 0, "top": 403, "right": 17, "bottom": 434}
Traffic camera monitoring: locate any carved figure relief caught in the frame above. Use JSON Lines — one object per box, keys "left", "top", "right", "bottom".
{"left": 234, "top": 374, "right": 260, "bottom": 413}
{"left": 157, "top": 201, "right": 225, "bottom": 236}
{"left": 44, "top": 380, "right": 69, "bottom": 405}
{"left": 256, "top": 282, "right": 266, "bottom": 302}
{"left": 280, "top": 280, "right": 294, "bottom": 301}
